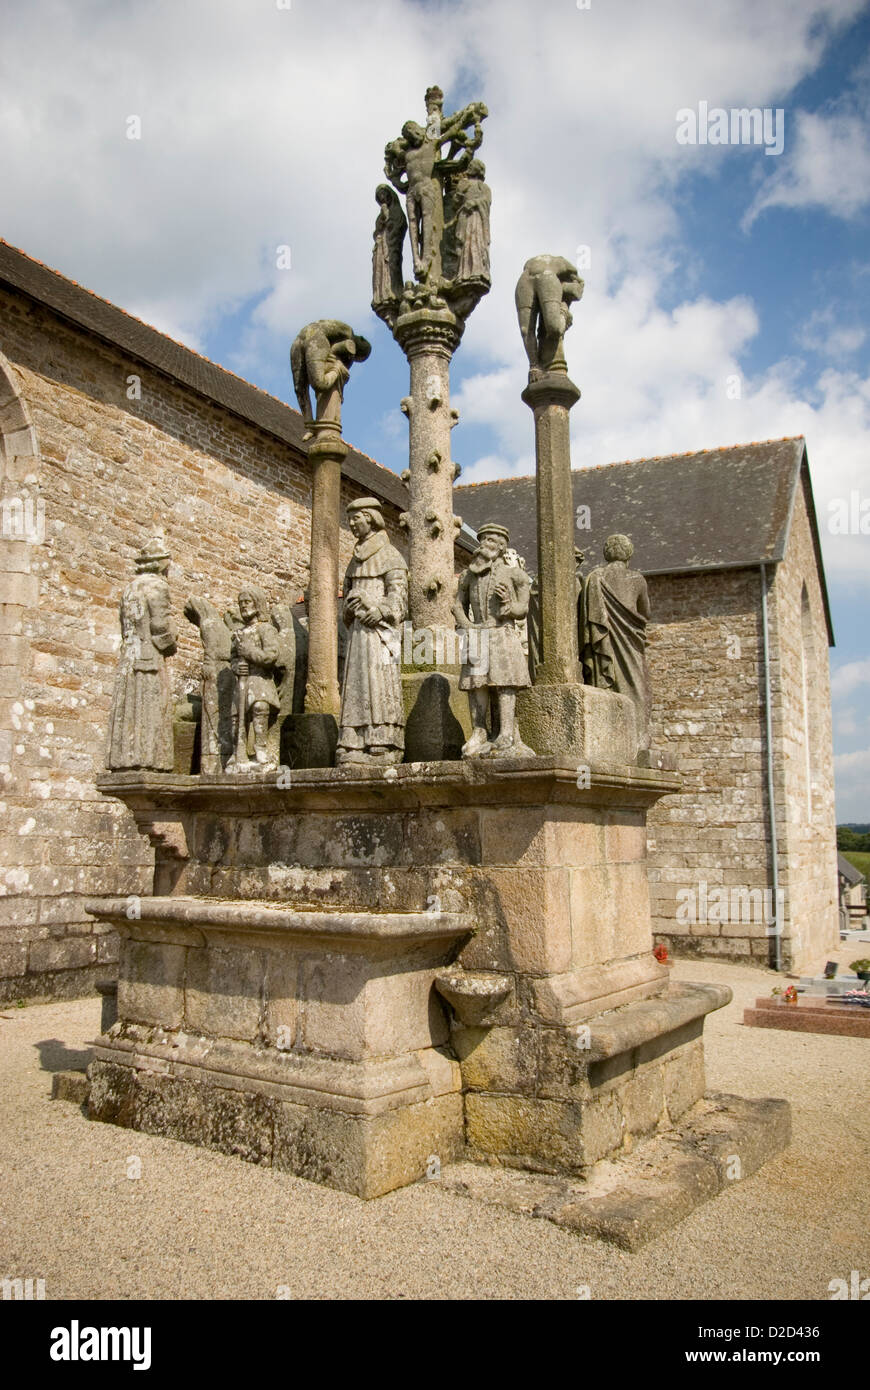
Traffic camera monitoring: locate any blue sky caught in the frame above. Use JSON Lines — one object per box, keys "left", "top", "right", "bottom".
{"left": 1, "top": 0, "right": 868, "bottom": 815}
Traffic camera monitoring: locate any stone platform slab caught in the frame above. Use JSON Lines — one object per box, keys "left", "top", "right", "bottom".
{"left": 437, "top": 1092, "right": 791, "bottom": 1250}
{"left": 744, "top": 995, "right": 870, "bottom": 1038}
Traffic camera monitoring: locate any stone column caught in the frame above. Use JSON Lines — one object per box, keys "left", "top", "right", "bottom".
{"left": 394, "top": 306, "right": 470, "bottom": 762}
{"left": 395, "top": 307, "right": 462, "bottom": 632}
{"left": 304, "top": 422, "right": 346, "bottom": 716}
{"left": 284, "top": 421, "right": 347, "bottom": 769}
{"left": 521, "top": 370, "right": 582, "bottom": 685}
{"left": 517, "top": 370, "right": 639, "bottom": 763}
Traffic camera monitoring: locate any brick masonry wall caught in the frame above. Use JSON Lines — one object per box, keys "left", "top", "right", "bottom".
{"left": 0, "top": 287, "right": 407, "bottom": 1003}
{"left": 767, "top": 470, "right": 838, "bottom": 970}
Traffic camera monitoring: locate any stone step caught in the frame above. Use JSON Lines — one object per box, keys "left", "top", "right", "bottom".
{"left": 436, "top": 1092, "right": 791, "bottom": 1250}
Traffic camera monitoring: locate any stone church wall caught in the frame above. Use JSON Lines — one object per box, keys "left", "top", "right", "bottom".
{"left": 645, "top": 480, "right": 837, "bottom": 972}
{"left": 0, "top": 286, "right": 405, "bottom": 1003}
{"left": 645, "top": 567, "right": 776, "bottom": 964}
{"left": 767, "top": 472, "right": 838, "bottom": 968}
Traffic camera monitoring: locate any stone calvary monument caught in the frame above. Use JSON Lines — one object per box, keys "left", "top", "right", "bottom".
{"left": 83, "top": 89, "right": 788, "bottom": 1243}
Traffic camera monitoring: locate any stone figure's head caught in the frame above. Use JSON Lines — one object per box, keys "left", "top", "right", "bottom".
{"left": 238, "top": 588, "right": 269, "bottom": 624}
{"left": 477, "top": 522, "right": 509, "bottom": 562}
{"left": 557, "top": 264, "right": 585, "bottom": 331}
{"left": 603, "top": 533, "right": 634, "bottom": 564}
{"left": 402, "top": 120, "right": 426, "bottom": 147}
{"left": 376, "top": 184, "right": 399, "bottom": 211}
{"left": 134, "top": 535, "right": 170, "bottom": 575}
{"left": 332, "top": 331, "right": 372, "bottom": 369}
{"left": 347, "top": 497, "right": 385, "bottom": 540}
{"left": 466, "top": 158, "right": 486, "bottom": 181}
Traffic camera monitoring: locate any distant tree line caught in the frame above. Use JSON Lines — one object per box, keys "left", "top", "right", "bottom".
{"left": 837, "top": 825, "right": 870, "bottom": 852}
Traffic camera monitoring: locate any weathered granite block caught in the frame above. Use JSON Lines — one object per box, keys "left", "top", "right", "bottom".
{"left": 117, "top": 939, "right": 186, "bottom": 1029}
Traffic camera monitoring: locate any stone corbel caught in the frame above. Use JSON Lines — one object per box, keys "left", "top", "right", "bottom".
{"left": 134, "top": 815, "right": 191, "bottom": 895}
{"left": 434, "top": 968, "right": 512, "bottom": 1027}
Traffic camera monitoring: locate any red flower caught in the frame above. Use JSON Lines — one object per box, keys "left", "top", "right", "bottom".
{"left": 653, "top": 943, "right": 669, "bottom": 964}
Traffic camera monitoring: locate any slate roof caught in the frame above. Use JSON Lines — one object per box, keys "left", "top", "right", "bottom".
{"left": 838, "top": 853, "right": 866, "bottom": 886}
{"left": 0, "top": 239, "right": 409, "bottom": 513}
{"left": 456, "top": 438, "right": 834, "bottom": 643}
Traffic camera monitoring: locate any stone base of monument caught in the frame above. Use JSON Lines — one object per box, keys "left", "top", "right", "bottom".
{"left": 84, "top": 760, "right": 789, "bottom": 1216}
{"left": 84, "top": 897, "right": 469, "bottom": 1199}
{"left": 438, "top": 1092, "right": 791, "bottom": 1250}
{"left": 517, "top": 682, "right": 638, "bottom": 764}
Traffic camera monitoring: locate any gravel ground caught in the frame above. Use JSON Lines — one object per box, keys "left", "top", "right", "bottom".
{"left": 1, "top": 951, "right": 868, "bottom": 1301}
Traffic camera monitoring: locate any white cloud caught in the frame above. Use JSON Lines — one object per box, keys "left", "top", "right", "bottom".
{"left": 745, "top": 107, "right": 870, "bottom": 226}
{"left": 831, "top": 659, "right": 870, "bottom": 699}
{"left": 803, "top": 307, "right": 867, "bottom": 359}
{"left": 834, "top": 744, "right": 870, "bottom": 820}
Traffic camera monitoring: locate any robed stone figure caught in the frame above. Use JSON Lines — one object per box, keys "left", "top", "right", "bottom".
{"left": 580, "top": 534, "right": 651, "bottom": 748}
{"left": 453, "top": 521, "right": 534, "bottom": 759}
{"left": 337, "top": 498, "right": 409, "bottom": 766}
{"left": 107, "top": 536, "right": 177, "bottom": 770}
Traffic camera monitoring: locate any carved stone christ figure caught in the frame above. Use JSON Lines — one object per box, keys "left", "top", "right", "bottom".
{"left": 106, "top": 536, "right": 177, "bottom": 770}
{"left": 337, "top": 498, "right": 409, "bottom": 766}
{"left": 515, "top": 254, "right": 585, "bottom": 380}
{"left": 290, "top": 320, "right": 372, "bottom": 441}
{"left": 384, "top": 86, "right": 487, "bottom": 290}
{"left": 453, "top": 522, "right": 534, "bottom": 759}
{"left": 580, "top": 534, "right": 651, "bottom": 748}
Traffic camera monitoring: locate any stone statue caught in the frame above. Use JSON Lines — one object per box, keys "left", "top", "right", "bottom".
{"left": 382, "top": 86, "right": 488, "bottom": 324}
{"left": 227, "top": 587, "right": 281, "bottom": 770}
{"left": 580, "top": 534, "right": 651, "bottom": 748}
{"left": 106, "top": 535, "right": 177, "bottom": 771}
{"left": 337, "top": 498, "right": 408, "bottom": 766}
{"left": 453, "top": 522, "right": 534, "bottom": 759}
{"left": 184, "top": 595, "right": 233, "bottom": 774}
{"left": 515, "top": 254, "right": 585, "bottom": 380}
{"left": 372, "top": 184, "right": 407, "bottom": 317}
{"left": 290, "top": 320, "right": 372, "bottom": 441}
{"left": 452, "top": 159, "right": 491, "bottom": 287}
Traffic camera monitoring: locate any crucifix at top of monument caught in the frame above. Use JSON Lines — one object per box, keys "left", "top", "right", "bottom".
{"left": 373, "top": 85, "right": 491, "bottom": 330}
{"left": 371, "top": 86, "right": 492, "bottom": 762}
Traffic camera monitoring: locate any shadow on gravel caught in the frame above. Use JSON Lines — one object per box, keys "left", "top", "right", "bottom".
{"left": 35, "top": 1038, "right": 92, "bottom": 1073}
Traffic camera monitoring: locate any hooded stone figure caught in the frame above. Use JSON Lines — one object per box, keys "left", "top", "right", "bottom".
{"left": 337, "top": 498, "right": 408, "bottom": 766}
{"left": 580, "top": 533, "right": 651, "bottom": 748}
{"left": 106, "top": 535, "right": 177, "bottom": 770}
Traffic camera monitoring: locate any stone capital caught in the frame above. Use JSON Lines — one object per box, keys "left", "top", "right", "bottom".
{"left": 394, "top": 306, "right": 463, "bottom": 362}
{"left": 306, "top": 421, "right": 349, "bottom": 465}
{"left": 521, "top": 372, "right": 581, "bottom": 412}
